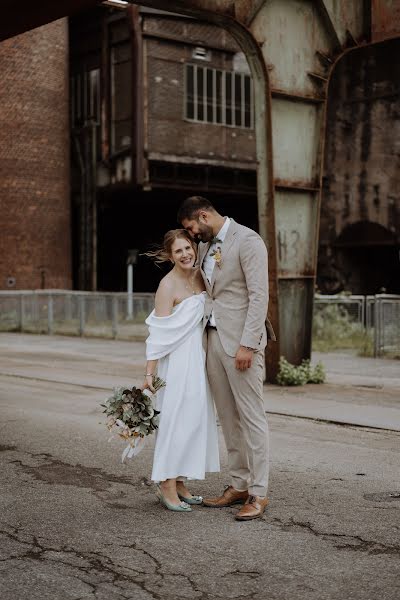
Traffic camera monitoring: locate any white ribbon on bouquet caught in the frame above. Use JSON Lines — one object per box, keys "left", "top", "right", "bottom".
{"left": 109, "top": 419, "right": 147, "bottom": 463}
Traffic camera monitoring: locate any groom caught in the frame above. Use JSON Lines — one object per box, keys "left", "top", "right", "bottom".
{"left": 178, "top": 196, "right": 275, "bottom": 521}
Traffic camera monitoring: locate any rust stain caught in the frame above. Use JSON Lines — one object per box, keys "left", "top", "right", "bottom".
{"left": 274, "top": 178, "right": 320, "bottom": 191}
{"left": 372, "top": 0, "right": 400, "bottom": 42}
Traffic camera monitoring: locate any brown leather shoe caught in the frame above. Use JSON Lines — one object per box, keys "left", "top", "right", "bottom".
{"left": 202, "top": 486, "right": 249, "bottom": 508}
{"left": 235, "top": 495, "right": 269, "bottom": 520}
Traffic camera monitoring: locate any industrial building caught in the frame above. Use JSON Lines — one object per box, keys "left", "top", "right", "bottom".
{"left": 1, "top": 1, "right": 400, "bottom": 370}
{"left": 70, "top": 6, "right": 259, "bottom": 292}
{"left": 1, "top": 3, "right": 399, "bottom": 296}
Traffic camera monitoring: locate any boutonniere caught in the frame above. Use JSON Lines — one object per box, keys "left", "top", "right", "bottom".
{"left": 210, "top": 245, "right": 222, "bottom": 268}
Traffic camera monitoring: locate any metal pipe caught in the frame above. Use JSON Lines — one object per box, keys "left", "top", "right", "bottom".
{"left": 47, "top": 295, "right": 54, "bottom": 335}
{"left": 127, "top": 264, "right": 133, "bottom": 320}
{"left": 90, "top": 120, "right": 98, "bottom": 291}
{"left": 72, "top": 134, "right": 86, "bottom": 289}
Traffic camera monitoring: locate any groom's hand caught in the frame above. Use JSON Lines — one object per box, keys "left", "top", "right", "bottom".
{"left": 235, "top": 346, "right": 254, "bottom": 371}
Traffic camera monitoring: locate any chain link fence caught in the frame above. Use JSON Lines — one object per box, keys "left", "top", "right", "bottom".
{"left": 0, "top": 290, "right": 399, "bottom": 357}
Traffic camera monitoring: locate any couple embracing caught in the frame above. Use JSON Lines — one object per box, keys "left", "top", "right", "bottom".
{"left": 142, "top": 196, "right": 275, "bottom": 521}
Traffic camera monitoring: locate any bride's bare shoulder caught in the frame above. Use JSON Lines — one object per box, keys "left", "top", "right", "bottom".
{"left": 156, "top": 273, "right": 175, "bottom": 297}
{"left": 154, "top": 274, "right": 176, "bottom": 314}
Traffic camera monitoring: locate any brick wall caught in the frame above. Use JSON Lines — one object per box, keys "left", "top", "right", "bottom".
{"left": 142, "top": 16, "right": 238, "bottom": 53}
{"left": 0, "top": 19, "right": 72, "bottom": 290}
{"left": 144, "top": 18, "right": 257, "bottom": 167}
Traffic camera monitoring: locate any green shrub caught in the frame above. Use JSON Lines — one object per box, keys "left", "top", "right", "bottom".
{"left": 277, "top": 356, "right": 326, "bottom": 386}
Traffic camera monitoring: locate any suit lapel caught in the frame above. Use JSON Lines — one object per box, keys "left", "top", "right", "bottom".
{"left": 199, "top": 241, "right": 212, "bottom": 292}
{"left": 210, "top": 220, "right": 238, "bottom": 290}
{"left": 199, "top": 241, "right": 209, "bottom": 270}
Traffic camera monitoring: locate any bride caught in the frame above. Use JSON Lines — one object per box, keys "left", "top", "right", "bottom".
{"left": 142, "top": 229, "right": 220, "bottom": 512}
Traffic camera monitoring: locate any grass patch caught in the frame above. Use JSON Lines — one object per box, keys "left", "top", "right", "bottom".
{"left": 312, "top": 303, "right": 374, "bottom": 357}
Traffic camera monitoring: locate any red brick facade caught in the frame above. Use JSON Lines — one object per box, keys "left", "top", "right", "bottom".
{"left": 144, "top": 16, "right": 257, "bottom": 168}
{"left": 0, "top": 19, "right": 72, "bottom": 290}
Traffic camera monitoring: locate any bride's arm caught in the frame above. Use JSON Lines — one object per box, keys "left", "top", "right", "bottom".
{"left": 142, "top": 359, "right": 158, "bottom": 392}
{"left": 142, "top": 278, "right": 175, "bottom": 392}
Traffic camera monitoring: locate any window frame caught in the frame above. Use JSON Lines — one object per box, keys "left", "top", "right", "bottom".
{"left": 184, "top": 63, "right": 254, "bottom": 130}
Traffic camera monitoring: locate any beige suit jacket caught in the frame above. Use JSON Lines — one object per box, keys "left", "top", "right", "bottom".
{"left": 199, "top": 219, "right": 276, "bottom": 357}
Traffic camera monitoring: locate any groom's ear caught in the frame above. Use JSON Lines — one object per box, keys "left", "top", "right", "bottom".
{"left": 198, "top": 210, "right": 209, "bottom": 223}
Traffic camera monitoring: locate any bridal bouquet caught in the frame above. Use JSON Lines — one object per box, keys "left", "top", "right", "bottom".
{"left": 102, "top": 377, "right": 166, "bottom": 462}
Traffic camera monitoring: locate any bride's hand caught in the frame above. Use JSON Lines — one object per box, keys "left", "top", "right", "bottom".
{"left": 142, "top": 374, "right": 156, "bottom": 393}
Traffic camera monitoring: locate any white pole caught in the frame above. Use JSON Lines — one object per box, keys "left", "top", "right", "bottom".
{"left": 127, "top": 263, "right": 133, "bottom": 320}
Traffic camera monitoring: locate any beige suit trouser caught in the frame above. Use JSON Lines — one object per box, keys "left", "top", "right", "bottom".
{"left": 206, "top": 328, "right": 269, "bottom": 497}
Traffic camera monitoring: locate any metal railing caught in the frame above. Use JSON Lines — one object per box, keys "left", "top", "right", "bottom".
{"left": 314, "top": 293, "right": 365, "bottom": 324}
{"left": 0, "top": 290, "right": 399, "bottom": 357}
{"left": 368, "top": 294, "right": 400, "bottom": 357}
{"left": 0, "top": 290, "right": 155, "bottom": 341}
{"left": 314, "top": 293, "right": 400, "bottom": 357}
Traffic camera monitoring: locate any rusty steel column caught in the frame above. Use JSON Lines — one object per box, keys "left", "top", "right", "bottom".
{"left": 245, "top": 0, "right": 370, "bottom": 364}
{"left": 371, "top": 0, "right": 400, "bottom": 41}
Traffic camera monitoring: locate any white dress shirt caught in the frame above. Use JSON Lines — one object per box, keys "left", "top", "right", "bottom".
{"left": 203, "top": 217, "right": 231, "bottom": 327}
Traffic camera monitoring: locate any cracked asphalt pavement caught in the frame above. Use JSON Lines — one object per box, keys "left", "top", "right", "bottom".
{"left": 0, "top": 333, "right": 399, "bottom": 600}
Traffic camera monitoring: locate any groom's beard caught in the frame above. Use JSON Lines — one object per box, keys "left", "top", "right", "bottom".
{"left": 195, "top": 224, "right": 214, "bottom": 243}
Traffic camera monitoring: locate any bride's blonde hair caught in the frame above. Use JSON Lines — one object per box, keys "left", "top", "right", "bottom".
{"left": 144, "top": 229, "right": 197, "bottom": 265}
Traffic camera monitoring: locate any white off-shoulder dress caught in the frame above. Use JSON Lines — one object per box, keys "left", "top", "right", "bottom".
{"left": 145, "top": 292, "right": 220, "bottom": 482}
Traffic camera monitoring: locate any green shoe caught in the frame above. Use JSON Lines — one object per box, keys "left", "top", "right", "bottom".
{"left": 156, "top": 486, "right": 192, "bottom": 512}
{"left": 178, "top": 494, "right": 203, "bottom": 505}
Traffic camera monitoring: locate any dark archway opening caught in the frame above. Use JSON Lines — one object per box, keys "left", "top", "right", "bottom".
{"left": 332, "top": 221, "right": 400, "bottom": 295}
{"left": 320, "top": 38, "right": 400, "bottom": 297}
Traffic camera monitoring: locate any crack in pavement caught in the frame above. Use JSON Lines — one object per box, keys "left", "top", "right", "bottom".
{"left": 8, "top": 449, "right": 134, "bottom": 493}
{"left": 2, "top": 446, "right": 160, "bottom": 522}
{"left": 271, "top": 517, "right": 400, "bottom": 556}
{"left": 119, "top": 541, "right": 205, "bottom": 600}
{"left": 1, "top": 523, "right": 261, "bottom": 600}
{"left": 2, "top": 447, "right": 156, "bottom": 512}
{"left": 0, "top": 522, "right": 161, "bottom": 599}
{"left": 117, "top": 540, "right": 263, "bottom": 599}
{"left": 0, "top": 444, "right": 16, "bottom": 452}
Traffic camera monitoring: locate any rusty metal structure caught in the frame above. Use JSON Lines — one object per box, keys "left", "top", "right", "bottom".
{"left": 1, "top": 1, "right": 400, "bottom": 380}
{"left": 319, "top": 35, "right": 400, "bottom": 296}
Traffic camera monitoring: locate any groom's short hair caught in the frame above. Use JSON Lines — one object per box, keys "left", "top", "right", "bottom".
{"left": 177, "top": 196, "right": 216, "bottom": 222}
